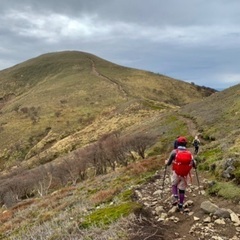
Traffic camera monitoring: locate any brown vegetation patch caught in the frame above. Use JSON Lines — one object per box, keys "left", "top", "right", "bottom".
{"left": 91, "top": 187, "right": 121, "bottom": 205}
{"left": 0, "top": 210, "right": 13, "bottom": 223}
{"left": 0, "top": 222, "right": 13, "bottom": 233}
{"left": 11, "top": 198, "right": 36, "bottom": 211}
{"left": 50, "top": 186, "right": 77, "bottom": 198}
{"left": 126, "top": 156, "right": 163, "bottom": 176}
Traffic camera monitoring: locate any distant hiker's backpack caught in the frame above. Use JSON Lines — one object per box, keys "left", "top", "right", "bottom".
{"left": 193, "top": 139, "right": 199, "bottom": 147}
{"left": 173, "top": 149, "right": 193, "bottom": 177}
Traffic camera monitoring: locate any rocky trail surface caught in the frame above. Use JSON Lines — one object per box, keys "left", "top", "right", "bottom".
{"left": 130, "top": 166, "right": 240, "bottom": 240}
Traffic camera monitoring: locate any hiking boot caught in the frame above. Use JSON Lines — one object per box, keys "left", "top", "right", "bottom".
{"left": 172, "top": 195, "right": 178, "bottom": 206}
{"left": 177, "top": 203, "right": 184, "bottom": 212}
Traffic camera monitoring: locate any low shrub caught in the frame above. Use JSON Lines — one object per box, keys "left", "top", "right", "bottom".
{"left": 207, "top": 181, "right": 240, "bottom": 202}
{"left": 91, "top": 187, "right": 121, "bottom": 205}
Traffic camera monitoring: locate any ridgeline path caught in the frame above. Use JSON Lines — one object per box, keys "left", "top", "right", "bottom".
{"left": 130, "top": 166, "right": 240, "bottom": 240}
{"left": 129, "top": 115, "right": 240, "bottom": 240}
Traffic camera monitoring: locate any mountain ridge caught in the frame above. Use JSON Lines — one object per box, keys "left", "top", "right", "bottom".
{"left": 0, "top": 51, "right": 239, "bottom": 239}
{"left": 0, "top": 51, "right": 215, "bottom": 167}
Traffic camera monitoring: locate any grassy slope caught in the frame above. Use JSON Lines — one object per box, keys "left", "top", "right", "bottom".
{"left": 180, "top": 84, "right": 240, "bottom": 176}
{"left": 0, "top": 51, "right": 238, "bottom": 238}
{"left": 0, "top": 85, "right": 239, "bottom": 238}
{"left": 0, "top": 157, "right": 164, "bottom": 239}
{"left": 0, "top": 51, "right": 214, "bottom": 168}
{"left": 181, "top": 84, "right": 240, "bottom": 149}
{"left": 181, "top": 84, "right": 240, "bottom": 133}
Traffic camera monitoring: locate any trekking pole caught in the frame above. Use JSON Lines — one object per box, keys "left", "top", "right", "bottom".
{"left": 161, "top": 165, "right": 167, "bottom": 198}
{"left": 195, "top": 168, "right": 201, "bottom": 193}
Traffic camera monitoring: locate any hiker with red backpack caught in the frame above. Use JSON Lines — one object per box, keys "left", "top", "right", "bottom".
{"left": 165, "top": 136, "right": 196, "bottom": 212}
{"left": 173, "top": 135, "right": 180, "bottom": 149}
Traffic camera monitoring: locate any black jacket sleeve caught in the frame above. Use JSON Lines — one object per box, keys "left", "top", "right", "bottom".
{"left": 166, "top": 150, "right": 176, "bottom": 166}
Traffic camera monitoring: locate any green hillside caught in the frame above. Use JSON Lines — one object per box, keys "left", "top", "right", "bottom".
{"left": 0, "top": 51, "right": 214, "bottom": 168}
{"left": 0, "top": 51, "right": 239, "bottom": 239}
{"left": 180, "top": 84, "right": 240, "bottom": 176}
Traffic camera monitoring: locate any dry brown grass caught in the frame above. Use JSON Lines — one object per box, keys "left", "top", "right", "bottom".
{"left": 0, "top": 51, "right": 238, "bottom": 239}
{"left": 91, "top": 187, "right": 121, "bottom": 205}
{"left": 126, "top": 156, "right": 163, "bottom": 176}
{"left": 0, "top": 210, "right": 13, "bottom": 223}
{"left": 0, "top": 51, "right": 214, "bottom": 169}
{"left": 11, "top": 199, "right": 36, "bottom": 211}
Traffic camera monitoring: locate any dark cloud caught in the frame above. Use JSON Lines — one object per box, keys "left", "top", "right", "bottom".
{"left": 0, "top": 0, "right": 240, "bottom": 89}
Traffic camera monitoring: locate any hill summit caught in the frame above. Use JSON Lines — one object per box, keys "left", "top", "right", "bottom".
{"left": 0, "top": 51, "right": 240, "bottom": 239}
{"left": 0, "top": 51, "right": 215, "bottom": 168}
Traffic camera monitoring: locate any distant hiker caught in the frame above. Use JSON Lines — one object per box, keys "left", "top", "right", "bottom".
{"left": 173, "top": 136, "right": 180, "bottom": 149}
{"left": 192, "top": 135, "right": 200, "bottom": 155}
{"left": 165, "top": 136, "right": 196, "bottom": 212}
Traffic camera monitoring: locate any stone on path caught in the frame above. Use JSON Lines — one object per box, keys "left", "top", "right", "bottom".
{"left": 200, "top": 200, "right": 219, "bottom": 213}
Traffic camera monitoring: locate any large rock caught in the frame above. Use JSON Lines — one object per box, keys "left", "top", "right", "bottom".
{"left": 222, "top": 158, "right": 237, "bottom": 179}
{"left": 230, "top": 212, "right": 240, "bottom": 226}
{"left": 214, "top": 208, "right": 231, "bottom": 218}
{"left": 200, "top": 200, "right": 219, "bottom": 213}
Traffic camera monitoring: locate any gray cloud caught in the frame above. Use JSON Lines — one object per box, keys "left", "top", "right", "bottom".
{"left": 0, "top": 0, "right": 240, "bottom": 89}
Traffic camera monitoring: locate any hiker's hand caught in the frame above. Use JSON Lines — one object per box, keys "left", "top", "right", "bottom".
{"left": 193, "top": 160, "right": 197, "bottom": 169}
{"left": 165, "top": 159, "right": 168, "bottom": 165}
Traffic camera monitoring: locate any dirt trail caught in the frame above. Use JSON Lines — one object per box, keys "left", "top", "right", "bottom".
{"left": 130, "top": 167, "right": 240, "bottom": 240}
{"left": 179, "top": 115, "right": 199, "bottom": 138}
{"left": 89, "top": 58, "right": 128, "bottom": 99}
{"left": 129, "top": 115, "right": 240, "bottom": 239}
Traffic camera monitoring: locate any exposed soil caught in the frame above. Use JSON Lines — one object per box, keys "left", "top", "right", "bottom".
{"left": 129, "top": 115, "right": 240, "bottom": 240}
{"left": 129, "top": 167, "right": 240, "bottom": 240}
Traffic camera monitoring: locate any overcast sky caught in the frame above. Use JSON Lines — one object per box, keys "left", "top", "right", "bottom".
{"left": 1, "top": 0, "right": 240, "bottom": 90}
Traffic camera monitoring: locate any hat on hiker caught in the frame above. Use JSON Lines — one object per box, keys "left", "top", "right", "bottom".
{"left": 177, "top": 136, "right": 187, "bottom": 143}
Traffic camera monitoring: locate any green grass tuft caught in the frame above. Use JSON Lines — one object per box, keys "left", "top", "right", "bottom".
{"left": 207, "top": 181, "right": 240, "bottom": 201}
{"left": 81, "top": 202, "right": 142, "bottom": 228}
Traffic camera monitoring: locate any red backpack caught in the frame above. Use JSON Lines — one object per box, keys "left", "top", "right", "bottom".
{"left": 173, "top": 149, "right": 193, "bottom": 177}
